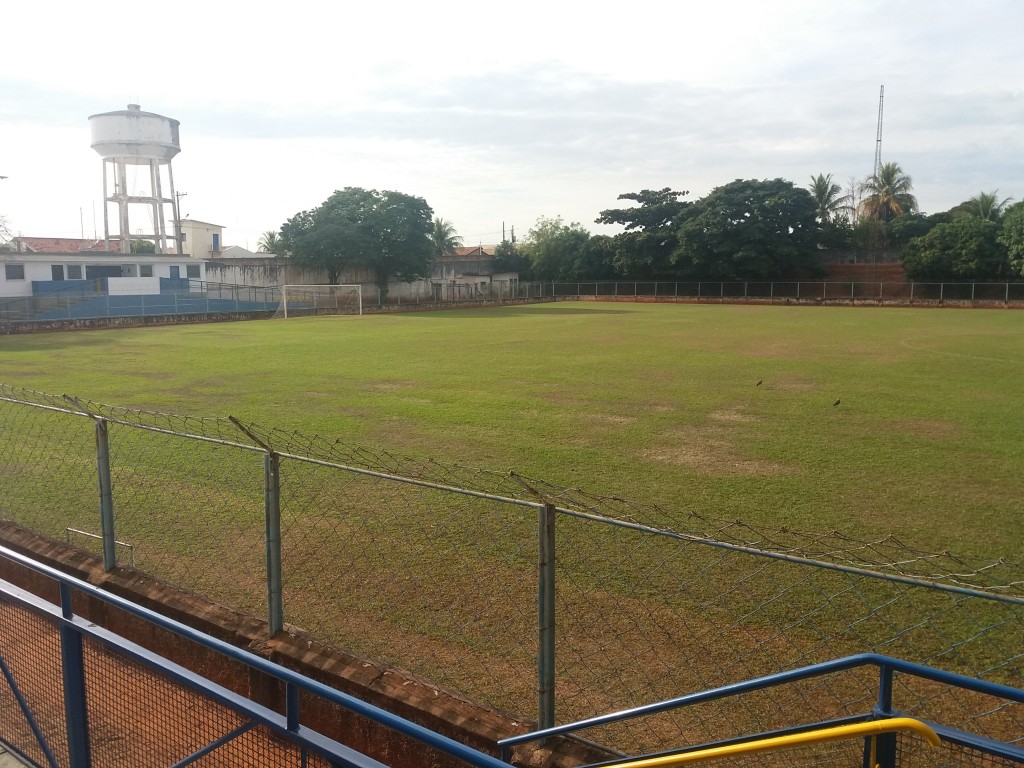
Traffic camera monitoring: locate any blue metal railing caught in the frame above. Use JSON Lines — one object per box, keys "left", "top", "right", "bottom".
{"left": 0, "top": 544, "right": 513, "bottom": 768}
{"left": 498, "top": 653, "right": 1024, "bottom": 765}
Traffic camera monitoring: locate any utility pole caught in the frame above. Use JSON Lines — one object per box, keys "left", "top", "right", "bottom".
{"left": 174, "top": 191, "right": 187, "bottom": 255}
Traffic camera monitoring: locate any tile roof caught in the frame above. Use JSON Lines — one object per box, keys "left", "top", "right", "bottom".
{"left": 15, "top": 237, "right": 111, "bottom": 254}
{"left": 450, "top": 245, "right": 497, "bottom": 258}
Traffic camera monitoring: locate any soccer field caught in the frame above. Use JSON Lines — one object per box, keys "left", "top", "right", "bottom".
{"left": 1, "top": 302, "right": 1021, "bottom": 560}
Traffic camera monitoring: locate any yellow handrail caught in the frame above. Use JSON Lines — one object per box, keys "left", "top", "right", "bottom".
{"left": 601, "top": 718, "right": 940, "bottom": 768}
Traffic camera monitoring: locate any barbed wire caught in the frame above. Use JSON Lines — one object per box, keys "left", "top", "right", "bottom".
{"left": 2, "top": 382, "right": 1022, "bottom": 754}
{"left": 2, "top": 382, "right": 1021, "bottom": 598}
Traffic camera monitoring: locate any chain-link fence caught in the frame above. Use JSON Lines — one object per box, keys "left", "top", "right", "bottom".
{"left": 1, "top": 384, "right": 1021, "bottom": 760}
{"left": 0, "top": 544, "right": 511, "bottom": 768}
{"left": 513, "top": 280, "right": 1024, "bottom": 304}
{"left": 0, "top": 279, "right": 281, "bottom": 324}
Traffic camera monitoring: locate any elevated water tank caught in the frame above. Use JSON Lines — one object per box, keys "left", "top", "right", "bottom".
{"left": 88, "top": 104, "right": 183, "bottom": 255}
{"left": 89, "top": 104, "right": 181, "bottom": 162}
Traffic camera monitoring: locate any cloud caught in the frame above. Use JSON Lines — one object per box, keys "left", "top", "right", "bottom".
{"left": 2, "top": 0, "right": 1023, "bottom": 246}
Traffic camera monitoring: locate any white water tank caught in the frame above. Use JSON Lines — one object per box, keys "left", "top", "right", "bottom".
{"left": 88, "top": 104, "right": 183, "bottom": 255}
{"left": 89, "top": 103, "right": 180, "bottom": 162}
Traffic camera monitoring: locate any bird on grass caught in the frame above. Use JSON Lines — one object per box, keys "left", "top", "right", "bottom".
{"left": 833, "top": 399, "right": 841, "bottom": 407}
{"left": 756, "top": 379, "right": 763, "bottom": 387}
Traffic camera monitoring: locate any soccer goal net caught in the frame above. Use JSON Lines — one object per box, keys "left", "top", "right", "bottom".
{"left": 272, "top": 285, "right": 363, "bottom": 318}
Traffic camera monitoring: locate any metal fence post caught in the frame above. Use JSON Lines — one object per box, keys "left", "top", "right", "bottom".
{"left": 538, "top": 503, "right": 556, "bottom": 731}
{"left": 865, "top": 663, "right": 898, "bottom": 768}
{"left": 265, "top": 452, "right": 284, "bottom": 635}
{"left": 96, "top": 419, "right": 116, "bottom": 572}
{"left": 59, "top": 583, "right": 92, "bottom": 768}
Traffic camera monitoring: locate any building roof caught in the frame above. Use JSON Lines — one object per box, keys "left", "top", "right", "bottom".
{"left": 216, "top": 245, "right": 276, "bottom": 259}
{"left": 13, "top": 237, "right": 111, "bottom": 254}
{"left": 179, "top": 218, "right": 224, "bottom": 228}
{"left": 0, "top": 251, "right": 203, "bottom": 264}
{"left": 453, "top": 245, "right": 496, "bottom": 257}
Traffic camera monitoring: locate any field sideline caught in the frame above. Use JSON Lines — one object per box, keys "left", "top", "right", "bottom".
{"left": 1, "top": 302, "right": 1021, "bottom": 560}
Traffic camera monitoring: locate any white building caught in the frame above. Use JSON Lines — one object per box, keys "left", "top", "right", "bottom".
{"left": 0, "top": 237, "right": 205, "bottom": 298}
{"left": 178, "top": 218, "right": 224, "bottom": 258}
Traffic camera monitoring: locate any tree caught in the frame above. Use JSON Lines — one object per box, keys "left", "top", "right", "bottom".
{"left": 859, "top": 162, "right": 918, "bottom": 222}
{"left": 493, "top": 238, "right": 531, "bottom": 278}
{"left": 280, "top": 189, "right": 375, "bottom": 284}
{"left": 358, "top": 190, "right": 435, "bottom": 301}
{"left": 808, "top": 173, "right": 851, "bottom": 225}
{"left": 429, "top": 217, "right": 463, "bottom": 259}
{"left": 258, "top": 230, "right": 286, "bottom": 254}
{"left": 809, "top": 174, "right": 854, "bottom": 250}
{"left": 596, "top": 188, "right": 690, "bottom": 231}
{"left": 966, "top": 191, "right": 1014, "bottom": 221}
{"left": 520, "top": 216, "right": 593, "bottom": 281}
{"left": 998, "top": 201, "right": 1024, "bottom": 276}
{"left": 886, "top": 212, "right": 938, "bottom": 248}
{"left": 130, "top": 240, "right": 156, "bottom": 253}
{"left": 280, "top": 187, "right": 434, "bottom": 300}
{"left": 674, "top": 178, "right": 824, "bottom": 280}
{"left": 597, "top": 188, "right": 691, "bottom": 279}
{"left": 902, "top": 217, "right": 1008, "bottom": 281}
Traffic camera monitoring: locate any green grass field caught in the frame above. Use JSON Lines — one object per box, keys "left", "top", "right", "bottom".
{"left": 2, "top": 302, "right": 1022, "bottom": 560}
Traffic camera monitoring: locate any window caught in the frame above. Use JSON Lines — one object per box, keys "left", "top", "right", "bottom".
{"left": 186, "top": 264, "right": 201, "bottom": 279}
{"left": 4, "top": 264, "right": 25, "bottom": 280}
{"left": 67, "top": 264, "right": 83, "bottom": 279}
{"left": 212, "top": 233, "right": 220, "bottom": 252}
{"left": 52, "top": 265, "right": 65, "bottom": 281}
{"left": 139, "top": 265, "right": 154, "bottom": 278}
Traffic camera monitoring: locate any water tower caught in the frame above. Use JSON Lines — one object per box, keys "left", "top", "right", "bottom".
{"left": 89, "top": 104, "right": 182, "bottom": 254}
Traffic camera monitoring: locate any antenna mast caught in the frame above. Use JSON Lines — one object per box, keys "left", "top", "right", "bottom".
{"left": 873, "top": 85, "right": 884, "bottom": 178}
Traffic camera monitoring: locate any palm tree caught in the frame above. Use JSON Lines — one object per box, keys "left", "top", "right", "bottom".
{"left": 808, "top": 173, "right": 852, "bottom": 224}
{"left": 859, "top": 162, "right": 918, "bottom": 222}
{"left": 429, "top": 217, "right": 463, "bottom": 259}
{"left": 968, "top": 190, "right": 1013, "bottom": 221}
{"left": 258, "top": 230, "right": 284, "bottom": 254}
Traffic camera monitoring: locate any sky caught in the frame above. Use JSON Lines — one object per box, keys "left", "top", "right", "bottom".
{"left": 1, "top": 0, "right": 1022, "bottom": 251}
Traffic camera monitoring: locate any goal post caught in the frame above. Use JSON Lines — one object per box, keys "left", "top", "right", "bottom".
{"left": 273, "top": 285, "right": 363, "bottom": 319}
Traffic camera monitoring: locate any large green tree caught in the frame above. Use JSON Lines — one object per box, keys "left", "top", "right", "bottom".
{"left": 596, "top": 188, "right": 691, "bottom": 278}
{"left": 492, "top": 238, "right": 532, "bottom": 278}
{"left": 886, "top": 212, "right": 938, "bottom": 247}
{"left": 998, "top": 201, "right": 1024, "bottom": 276}
{"left": 429, "top": 217, "right": 463, "bottom": 259}
{"left": 520, "top": 216, "right": 594, "bottom": 281}
{"left": 902, "top": 217, "right": 1009, "bottom": 281}
{"left": 596, "top": 188, "right": 690, "bottom": 231}
{"left": 859, "top": 162, "right": 918, "bottom": 222}
{"left": 280, "top": 187, "right": 434, "bottom": 300}
{"left": 674, "top": 178, "right": 823, "bottom": 280}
